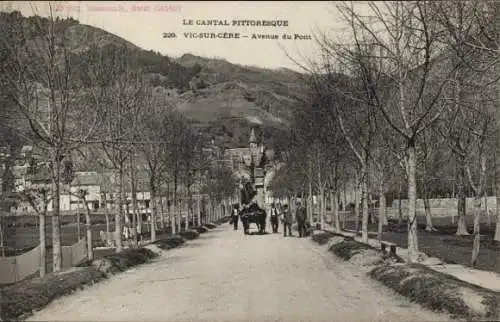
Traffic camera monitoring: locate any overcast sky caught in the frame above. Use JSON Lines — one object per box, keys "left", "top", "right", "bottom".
{"left": 3, "top": 1, "right": 352, "bottom": 72}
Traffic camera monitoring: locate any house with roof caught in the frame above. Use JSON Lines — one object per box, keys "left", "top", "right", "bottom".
{"left": 69, "top": 171, "right": 104, "bottom": 212}
{"left": 223, "top": 128, "right": 266, "bottom": 182}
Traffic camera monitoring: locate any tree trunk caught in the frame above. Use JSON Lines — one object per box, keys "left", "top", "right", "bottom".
{"left": 130, "top": 158, "right": 138, "bottom": 247}
{"left": 361, "top": 168, "right": 369, "bottom": 243}
{"left": 104, "top": 194, "right": 111, "bottom": 247}
{"left": 160, "top": 194, "right": 165, "bottom": 230}
{"left": 132, "top": 195, "right": 138, "bottom": 247}
{"left": 39, "top": 206, "right": 47, "bottom": 277}
{"left": 174, "top": 174, "right": 181, "bottom": 233}
{"left": 77, "top": 198, "right": 81, "bottom": 241}
{"left": 343, "top": 181, "right": 347, "bottom": 214}
{"left": 51, "top": 153, "right": 62, "bottom": 272}
{"left": 329, "top": 189, "right": 335, "bottom": 228}
{"left": 184, "top": 187, "right": 189, "bottom": 230}
{"left": 125, "top": 201, "right": 130, "bottom": 241}
{"left": 0, "top": 215, "right": 4, "bottom": 257}
{"left": 471, "top": 196, "right": 481, "bottom": 267}
{"left": 150, "top": 179, "right": 157, "bottom": 242}
{"left": 406, "top": 142, "right": 419, "bottom": 263}
{"left": 333, "top": 189, "right": 340, "bottom": 232}
{"left": 398, "top": 183, "right": 403, "bottom": 226}
{"left": 472, "top": 154, "right": 488, "bottom": 266}
{"left": 197, "top": 197, "right": 201, "bottom": 227}
{"left": 308, "top": 177, "right": 313, "bottom": 224}
{"left": 423, "top": 194, "right": 436, "bottom": 232}
{"left": 378, "top": 181, "right": 386, "bottom": 241}
{"left": 206, "top": 198, "right": 210, "bottom": 224}
{"left": 422, "top": 175, "right": 436, "bottom": 231}
{"left": 165, "top": 181, "right": 171, "bottom": 231}
{"left": 210, "top": 199, "right": 215, "bottom": 223}
{"left": 318, "top": 168, "right": 325, "bottom": 230}
{"left": 355, "top": 175, "right": 361, "bottom": 232}
{"left": 188, "top": 181, "right": 193, "bottom": 229}
{"left": 495, "top": 140, "right": 500, "bottom": 241}
{"left": 368, "top": 186, "right": 375, "bottom": 225}
{"left": 116, "top": 165, "right": 124, "bottom": 252}
{"left": 83, "top": 198, "right": 93, "bottom": 261}
{"left": 493, "top": 24, "right": 500, "bottom": 240}
{"left": 178, "top": 196, "right": 183, "bottom": 232}
{"left": 457, "top": 155, "right": 469, "bottom": 235}
{"left": 485, "top": 195, "right": 491, "bottom": 227}
{"left": 170, "top": 184, "right": 176, "bottom": 235}
{"left": 137, "top": 197, "right": 143, "bottom": 241}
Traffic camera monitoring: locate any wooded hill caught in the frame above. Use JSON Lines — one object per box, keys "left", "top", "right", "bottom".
{"left": 0, "top": 11, "right": 306, "bottom": 156}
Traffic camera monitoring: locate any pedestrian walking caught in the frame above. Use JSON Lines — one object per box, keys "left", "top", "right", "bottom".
{"left": 295, "top": 200, "right": 307, "bottom": 238}
{"left": 232, "top": 204, "right": 240, "bottom": 230}
{"left": 282, "top": 204, "right": 293, "bottom": 237}
{"left": 269, "top": 203, "right": 280, "bottom": 233}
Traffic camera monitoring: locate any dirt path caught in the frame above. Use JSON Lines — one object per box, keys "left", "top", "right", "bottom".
{"left": 28, "top": 225, "right": 453, "bottom": 322}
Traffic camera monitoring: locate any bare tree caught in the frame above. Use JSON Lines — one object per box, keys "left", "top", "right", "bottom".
{"left": 0, "top": 9, "right": 107, "bottom": 271}
{"left": 76, "top": 188, "right": 93, "bottom": 261}
{"left": 432, "top": 0, "right": 500, "bottom": 241}
{"left": 138, "top": 90, "right": 177, "bottom": 242}
{"left": 416, "top": 126, "right": 449, "bottom": 232}
{"left": 98, "top": 46, "right": 145, "bottom": 252}
{"left": 326, "top": 1, "right": 458, "bottom": 262}
{"left": 17, "top": 186, "right": 50, "bottom": 277}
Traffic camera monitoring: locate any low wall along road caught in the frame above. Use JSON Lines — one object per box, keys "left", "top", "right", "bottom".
{"left": 0, "top": 238, "right": 88, "bottom": 285}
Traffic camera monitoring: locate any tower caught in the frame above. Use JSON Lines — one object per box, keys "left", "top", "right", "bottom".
{"left": 249, "top": 128, "right": 257, "bottom": 154}
{"left": 248, "top": 128, "right": 258, "bottom": 184}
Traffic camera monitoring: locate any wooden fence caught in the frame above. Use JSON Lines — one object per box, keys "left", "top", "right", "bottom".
{"left": 327, "top": 206, "right": 494, "bottom": 222}
{"left": 0, "top": 238, "right": 87, "bottom": 285}
{"left": 61, "top": 238, "right": 87, "bottom": 269}
{"left": 0, "top": 244, "right": 41, "bottom": 284}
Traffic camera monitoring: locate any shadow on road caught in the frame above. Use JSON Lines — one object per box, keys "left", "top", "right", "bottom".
{"left": 246, "top": 231, "right": 270, "bottom": 236}
{"left": 196, "top": 234, "right": 220, "bottom": 240}
{"left": 181, "top": 242, "right": 205, "bottom": 248}
{"left": 154, "top": 255, "right": 186, "bottom": 264}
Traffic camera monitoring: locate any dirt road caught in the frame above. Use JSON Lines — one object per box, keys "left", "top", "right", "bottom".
{"left": 28, "top": 224, "right": 453, "bottom": 322}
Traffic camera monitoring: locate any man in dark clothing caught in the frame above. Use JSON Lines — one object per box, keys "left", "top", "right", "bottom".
{"left": 282, "top": 204, "right": 293, "bottom": 237}
{"left": 269, "top": 203, "right": 279, "bottom": 233}
{"left": 232, "top": 204, "right": 240, "bottom": 230}
{"left": 295, "top": 200, "right": 307, "bottom": 238}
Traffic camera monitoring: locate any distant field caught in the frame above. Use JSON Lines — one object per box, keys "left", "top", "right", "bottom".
{"left": 339, "top": 215, "right": 500, "bottom": 274}
{"left": 328, "top": 211, "right": 498, "bottom": 228}
{"left": 3, "top": 213, "right": 199, "bottom": 253}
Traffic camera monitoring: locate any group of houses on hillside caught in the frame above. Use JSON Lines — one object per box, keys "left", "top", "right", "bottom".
{"left": 12, "top": 167, "right": 154, "bottom": 217}
{"left": 3, "top": 128, "right": 272, "bottom": 216}
{"left": 7, "top": 146, "right": 175, "bottom": 217}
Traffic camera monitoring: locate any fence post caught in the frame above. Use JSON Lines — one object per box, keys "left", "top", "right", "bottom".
{"left": 83, "top": 237, "right": 87, "bottom": 264}
{"left": 13, "top": 257, "right": 18, "bottom": 283}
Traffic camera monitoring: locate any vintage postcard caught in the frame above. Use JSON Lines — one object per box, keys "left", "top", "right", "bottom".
{"left": 0, "top": 1, "right": 499, "bottom": 321}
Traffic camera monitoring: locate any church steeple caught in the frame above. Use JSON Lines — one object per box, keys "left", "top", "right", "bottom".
{"left": 249, "top": 128, "right": 256, "bottom": 144}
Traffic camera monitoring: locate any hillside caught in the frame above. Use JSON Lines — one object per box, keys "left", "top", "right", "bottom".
{"left": 171, "top": 53, "right": 306, "bottom": 150}
{"left": 0, "top": 12, "right": 306, "bottom": 152}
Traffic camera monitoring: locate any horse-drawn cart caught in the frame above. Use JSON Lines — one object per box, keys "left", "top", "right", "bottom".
{"left": 240, "top": 203, "right": 267, "bottom": 235}
{"left": 239, "top": 182, "right": 267, "bottom": 235}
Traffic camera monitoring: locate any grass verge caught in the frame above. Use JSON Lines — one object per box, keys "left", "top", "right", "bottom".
{"left": 1, "top": 245, "right": 170, "bottom": 321}
{"left": 177, "top": 229, "right": 200, "bottom": 240}
{"left": 215, "top": 216, "right": 231, "bottom": 224}
{"left": 310, "top": 230, "right": 500, "bottom": 320}
{"left": 370, "top": 264, "right": 500, "bottom": 320}
{"left": 196, "top": 226, "right": 209, "bottom": 234}
{"left": 1, "top": 267, "right": 106, "bottom": 321}
{"left": 311, "top": 231, "right": 336, "bottom": 245}
{"left": 151, "top": 235, "right": 186, "bottom": 250}
{"left": 91, "top": 248, "right": 158, "bottom": 275}
{"left": 1, "top": 226, "right": 216, "bottom": 321}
